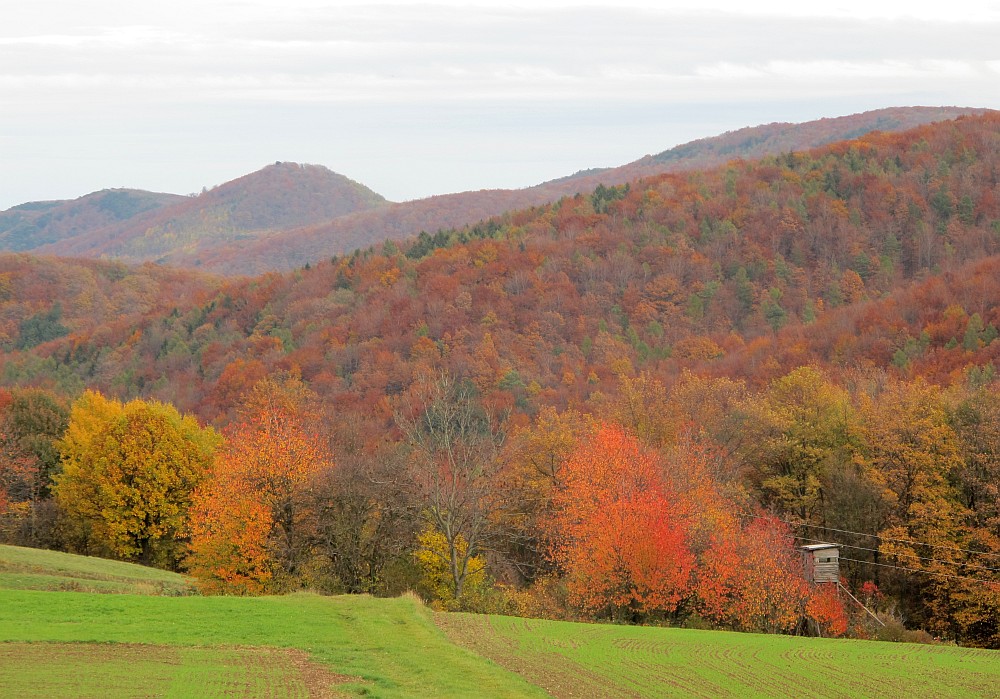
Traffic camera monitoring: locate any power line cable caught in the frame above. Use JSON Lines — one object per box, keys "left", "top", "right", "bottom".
{"left": 838, "top": 556, "right": 999, "bottom": 585}
{"left": 793, "top": 535, "right": 1000, "bottom": 574}
{"left": 739, "top": 512, "right": 1000, "bottom": 560}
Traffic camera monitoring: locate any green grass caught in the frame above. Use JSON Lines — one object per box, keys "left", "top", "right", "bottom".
{"left": 4, "top": 545, "right": 1000, "bottom": 698}
{"left": 0, "top": 546, "right": 542, "bottom": 697}
{"left": 0, "top": 642, "right": 325, "bottom": 699}
{"left": 436, "top": 613, "right": 1000, "bottom": 699}
{"left": 0, "top": 544, "right": 194, "bottom": 595}
{"left": 0, "top": 589, "right": 547, "bottom": 698}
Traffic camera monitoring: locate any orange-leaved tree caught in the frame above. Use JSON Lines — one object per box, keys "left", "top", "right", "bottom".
{"left": 660, "top": 428, "right": 743, "bottom": 553}
{"left": 188, "top": 376, "right": 332, "bottom": 594}
{"left": 694, "top": 515, "right": 842, "bottom": 634}
{"left": 806, "top": 581, "right": 850, "bottom": 637}
{"left": 548, "top": 424, "right": 694, "bottom": 621}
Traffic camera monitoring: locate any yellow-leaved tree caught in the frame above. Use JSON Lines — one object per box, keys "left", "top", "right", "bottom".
{"left": 53, "top": 390, "right": 218, "bottom": 569}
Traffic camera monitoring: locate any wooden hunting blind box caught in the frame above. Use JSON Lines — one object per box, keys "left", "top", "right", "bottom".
{"left": 800, "top": 543, "right": 840, "bottom": 583}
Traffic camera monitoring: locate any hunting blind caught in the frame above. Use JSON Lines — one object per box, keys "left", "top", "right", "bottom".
{"left": 800, "top": 543, "right": 840, "bottom": 584}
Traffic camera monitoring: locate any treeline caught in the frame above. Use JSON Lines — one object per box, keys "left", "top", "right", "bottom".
{"left": 2, "top": 365, "right": 998, "bottom": 645}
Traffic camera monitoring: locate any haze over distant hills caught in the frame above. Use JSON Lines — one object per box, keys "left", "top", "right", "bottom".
{"left": 2, "top": 106, "right": 991, "bottom": 274}
{"left": 0, "top": 190, "right": 185, "bottom": 253}
{"left": 28, "top": 163, "right": 387, "bottom": 265}
{"left": 4, "top": 109, "right": 999, "bottom": 413}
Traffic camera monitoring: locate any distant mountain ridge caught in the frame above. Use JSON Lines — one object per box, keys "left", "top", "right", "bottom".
{"left": 551, "top": 106, "right": 999, "bottom": 188}
{"left": 0, "top": 189, "right": 185, "bottom": 252}
{"left": 183, "top": 106, "right": 995, "bottom": 274}
{"left": 2, "top": 111, "right": 999, "bottom": 420}
{"left": 34, "top": 162, "right": 387, "bottom": 264}
{"left": 1, "top": 106, "right": 993, "bottom": 273}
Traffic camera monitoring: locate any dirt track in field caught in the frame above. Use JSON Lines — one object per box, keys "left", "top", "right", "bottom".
{"left": 434, "top": 613, "right": 637, "bottom": 699}
{"left": 0, "top": 642, "right": 357, "bottom": 698}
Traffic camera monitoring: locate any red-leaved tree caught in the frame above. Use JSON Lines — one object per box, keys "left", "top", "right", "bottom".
{"left": 548, "top": 425, "right": 694, "bottom": 621}
{"left": 695, "top": 515, "right": 845, "bottom": 635}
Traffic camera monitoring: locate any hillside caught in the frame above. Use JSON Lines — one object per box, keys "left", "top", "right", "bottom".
{"left": 3, "top": 113, "right": 997, "bottom": 414}
{"left": 1, "top": 107, "right": 989, "bottom": 274}
{"left": 0, "top": 254, "right": 219, "bottom": 363}
{"left": 615, "top": 106, "right": 997, "bottom": 178}
{"left": 0, "top": 189, "right": 184, "bottom": 252}
{"left": 23, "top": 163, "right": 387, "bottom": 265}
{"left": 524, "top": 107, "right": 999, "bottom": 201}
{"left": 0, "top": 544, "right": 193, "bottom": 595}
{"left": 192, "top": 106, "right": 994, "bottom": 274}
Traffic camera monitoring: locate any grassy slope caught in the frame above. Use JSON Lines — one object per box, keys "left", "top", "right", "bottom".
{"left": 0, "top": 545, "right": 544, "bottom": 698}
{"left": 0, "top": 544, "right": 194, "bottom": 595}
{"left": 0, "top": 643, "right": 324, "bottom": 699}
{"left": 0, "top": 589, "right": 546, "bottom": 699}
{"left": 3, "top": 545, "right": 1000, "bottom": 698}
{"left": 435, "top": 613, "right": 1000, "bottom": 699}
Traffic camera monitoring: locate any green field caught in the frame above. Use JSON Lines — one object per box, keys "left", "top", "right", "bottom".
{"left": 0, "top": 544, "right": 194, "bottom": 595}
{"left": 436, "top": 612, "right": 1000, "bottom": 698}
{"left": 0, "top": 589, "right": 545, "bottom": 698}
{"left": 2, "top": 545, "right": 1000, "bottom": 698}
{"left": 0, "top": 642, "right": 340, "bottom": 699}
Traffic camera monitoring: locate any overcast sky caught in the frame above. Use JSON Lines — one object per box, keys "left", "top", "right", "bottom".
{"left": 2, "top": 0, "right": 999, "bottom": 210}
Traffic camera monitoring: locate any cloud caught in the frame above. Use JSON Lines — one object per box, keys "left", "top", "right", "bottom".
{"left": 1, "top": 1, "right": 999, "bottom": 208}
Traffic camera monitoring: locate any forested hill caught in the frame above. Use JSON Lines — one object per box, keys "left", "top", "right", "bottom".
{"left": 2, "top": 163, "right": 387, "bottom": 266}
{"left": 1, "top": 112, "right": 998, "bottom": 421}
{"left": 0, "top": 189, "right": 184, "bottom": 252}
{"left": 173, "top": 106, "right": 994, "bottom": 274}
{"left": 0, "top": 107, "right": 989, "bottom": 275}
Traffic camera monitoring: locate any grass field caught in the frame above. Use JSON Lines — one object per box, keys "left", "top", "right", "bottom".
{"left": 436, "top": 612, "right": 1000, "bottom": 698}
{"left": 2, "top": 545, "right": 1000, "bottom": 698}
{"left": 0, "top": 545, "right": 543, "bottom": 698}
{"left": 0, "top": 544, "right": 194, "bottom": 595}
{"left": 0, "top": 589, "right": 547, "bottom": 698}
{"left": 0, "top": 642, "right": 343, "bottom": 698}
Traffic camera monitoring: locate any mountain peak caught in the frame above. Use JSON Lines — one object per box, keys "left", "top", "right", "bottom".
{"left": 4, "top": 106, "right": 996, "bottom": 272}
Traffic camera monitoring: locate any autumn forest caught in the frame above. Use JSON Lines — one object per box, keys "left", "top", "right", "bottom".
{"left": 2, "top": 112, "right": 1000, "bottom": 647}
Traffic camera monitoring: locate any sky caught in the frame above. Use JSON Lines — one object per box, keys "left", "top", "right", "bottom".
{"left": 2, "top": 0, "right": 999, "bottom": 210}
